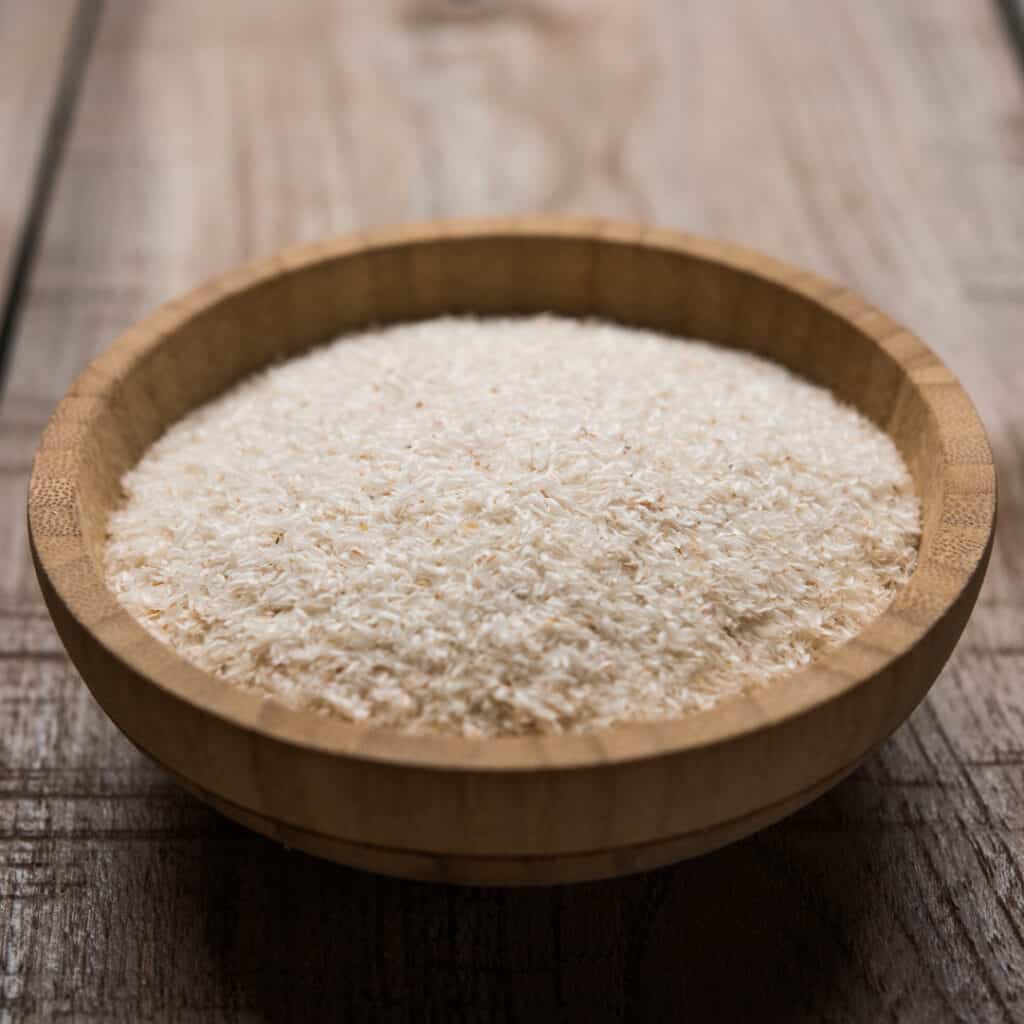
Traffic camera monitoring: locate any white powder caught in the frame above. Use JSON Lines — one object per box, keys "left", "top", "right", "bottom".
{"left": 105, "top": 315, "right": 920, "bottom": 737}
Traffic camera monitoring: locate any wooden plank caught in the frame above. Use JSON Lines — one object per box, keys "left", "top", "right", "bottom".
{"left": 0, "top": 1, "right": 78, "bottom": 325}
{"left": 0, "top": 0, "right": 1022, "bottom": 1020}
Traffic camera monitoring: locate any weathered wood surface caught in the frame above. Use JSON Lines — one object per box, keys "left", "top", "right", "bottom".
{"left": 0, "top": 1, "right": 77, "bottom": 315}
{"left": 1, "top": 0, "right": 1022, "bottom": 1020}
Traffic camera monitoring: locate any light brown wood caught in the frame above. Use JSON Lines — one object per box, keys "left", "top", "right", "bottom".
{"left": 2, "top": 0, "right": 1023, "bottom": 1016}
{"left": 0, "top": 0, "right": 78, "bottom": 297}
{"left": 27, "top": 219, "right": 995, "bottom": 883}
{"left": 172, "top": 751, "right": 868, "bottom": 886}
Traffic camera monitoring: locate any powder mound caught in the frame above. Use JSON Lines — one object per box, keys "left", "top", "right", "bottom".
{"left": 105, "top": 315, "right": 920, "bottom": 737}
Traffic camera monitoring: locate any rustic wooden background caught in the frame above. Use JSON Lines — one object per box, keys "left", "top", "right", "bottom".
{"left": 1, "top": 1, "right": 1022, "bottom": 1020}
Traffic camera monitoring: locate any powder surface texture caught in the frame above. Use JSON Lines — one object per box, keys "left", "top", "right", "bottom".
{"left": 105, "top": 316, "right": 920, "bottom": 737}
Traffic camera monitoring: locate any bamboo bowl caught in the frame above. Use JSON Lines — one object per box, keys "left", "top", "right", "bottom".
{"left": 29, "top": 219, "right": 995, "bottom": 885}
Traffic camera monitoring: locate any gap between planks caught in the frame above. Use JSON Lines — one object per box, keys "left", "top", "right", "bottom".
{"left": 0, "top": 0, "right": 104, "bottom": 400}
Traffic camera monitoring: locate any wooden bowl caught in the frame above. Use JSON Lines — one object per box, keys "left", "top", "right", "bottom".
{"left": 28, "top": 219, "right": 995, "bottom": 885}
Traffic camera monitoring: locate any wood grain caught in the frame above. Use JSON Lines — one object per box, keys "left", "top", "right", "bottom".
{"left": 1, "top": 0, "right": 1023, "bottom": 1019}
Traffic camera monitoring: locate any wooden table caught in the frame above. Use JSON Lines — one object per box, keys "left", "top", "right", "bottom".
{"left": 2, "top": 2, "right": 1022, "bottom": 1020}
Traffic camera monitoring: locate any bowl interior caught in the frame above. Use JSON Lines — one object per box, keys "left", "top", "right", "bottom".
{"left": 39, "top": 222, "right": 994, "bottom": 774}
{"left": 78, "top": 231, "right": 941, "bottom": 567}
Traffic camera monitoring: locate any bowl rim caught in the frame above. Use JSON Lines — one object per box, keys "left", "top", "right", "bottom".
{"left": 28, "top": 216, "right": 997, "bottom": 773}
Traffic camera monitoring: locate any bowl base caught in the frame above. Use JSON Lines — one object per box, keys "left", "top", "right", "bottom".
{"left": 168, "top": 759, "right": 862, "bottom": 886}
